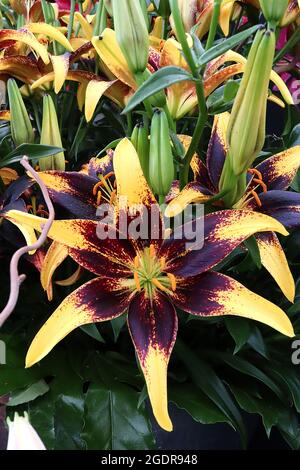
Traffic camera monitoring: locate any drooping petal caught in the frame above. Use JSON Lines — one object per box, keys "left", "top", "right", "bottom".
{"left": 165, "top": 182, "right": 212, "bottom": 218}
{"left": 5, "top": 211, "right": 136, "bottom": 277}
{"left": 27, "top": 22, "right": 74, "bottom": 52}
{"left": 172, "top": 271, "right": 294, "bottom": 337}
{"left": 127, "top": 291, "right": 177, "bottom": 432}
{"left": 74, "top": 11, "right": 93, "bottom": 39}
{"left": 247, "top": 190, "right": 300, "bottom": 230}
{"left": 0, "top": 167, "right": 18, "bottom": 185}
{"left": 255, "top": 146, "right": 300, "bottom": 191}
{"left": 206, "top": 112, "right": 229, "bottom": 190}
{"left": 85, "top": 152, "right": 114, "bottom": 178}
{"left": 50, "top": 53, "right": 70, "bottom": 94}
{"left": 0, "top": 29, "right": 50, "bottom": 64}
{"left": 256, "top": 232, "right": 295, "bottom": 303}
{"left": 26, "top": 276, "right": 132, "bottom": 367}
{"left": 0, "top": 56, "right": 42, "bottom": 84}
{"left": 160, "top": 210, "right": 288, "bottom": 278}
{"left": 92, "top": 29, "right": 137, "bottom": 90}
{"left": 36, "top": 171, "right": 98, "bottom": 219}
{"left": 85, "top": 79, "right": 116, "bottom": 122}
{"left": 40, "top": 241, "right": 69, "bottom": 300}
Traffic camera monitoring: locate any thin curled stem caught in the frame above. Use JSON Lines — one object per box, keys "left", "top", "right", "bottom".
{"left": 0, "top": 156, "right": 55, "bottom": 327}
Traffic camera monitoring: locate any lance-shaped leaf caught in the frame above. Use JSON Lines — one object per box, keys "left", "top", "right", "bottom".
{"left": 27, "top": 22, "right": 74, "bottom": 52}
{"left": 256, "top": 146, "right": 300, "bottom": 191}
{"left": 92, "top": 29, "right": 137, "bottom": 90}
{"left": 161, "top": 210, "right": 289, "bottom": 278}
{"left": 0, "top": 29, "right": 50, "bottom": 64}
{"left": 171, "top": 271, "right": 294, "bottom": 337}
{"left": 256, "top": 232, "right": 295, "bottom": 303}
{"left": 50, "top": 53, "right": 71, "bottom": 94}
{"left": 26, "top": 277, "right": 132, "bottom": 368}
{"left": 128, "top": 291, "right": 177, "bottom": 432}
{"left": 0, "top": 144, "right": 64, "bottom": 168}
{"left": 123, "top": 66, "right": 193, "bottom": 114}
{"left": 41, "top": 241, "right": 69, "bottom": 301}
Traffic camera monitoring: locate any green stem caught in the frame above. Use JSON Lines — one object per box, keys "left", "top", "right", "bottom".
{"left": 69, "top": 115, "right": 85, "bottom": 158}
{"left": 134, "top": 72, "right": 153, "bottom": 118}
{"left": 205, "top": 0, "right": 222, "bottom": 50}
{"left": 163, "top": 104, "right": 176, "bottom": 133}
{"left": 67, "top": 0, "right": 76, "bottom": 40}
{"left": 179, "top": 79, "right": 207, "bottom": 189}
{"left": 32, "top": 100, "right": 41, "bottom": 134}
{"left": 274, "top": 26, "right": 300, "bottom": 64}
{"left": 126, "top": 112, "right": 133, "bottom": 137}
{"left": 93, "top": 0, "right": 107, "bottom": 35}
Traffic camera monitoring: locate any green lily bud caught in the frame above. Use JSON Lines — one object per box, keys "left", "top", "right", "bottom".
{"left": 111, "top": 0, "right": 149, "bottom": 75}
{"left": 103, "top": 0, "right": 113, "bottom": 16}
{"left": 7, "top": 79, "right": 34, "bottom": 147}
{"left": 259, "top": 0, "right": 289, "bottom": 25}
{"left": 156, "top": 0, "right": 171, "bottom": 18}
{"left": 39, "top": 95, "right": 65, "bottom": 171}
{"left": 226, "top": 28, "right": 276, "bottom": 176}
{"left": 131, "top": 120, "right": 150, "bottom": 181}
{"left": 149, "top": 109, "right": 174, "bottom": 197}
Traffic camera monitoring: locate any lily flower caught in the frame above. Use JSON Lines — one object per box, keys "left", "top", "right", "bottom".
{"left": 7, "top": 412, "right": 46, "bottom": 450}
{"left": 5, "top": 138, "right": 294, "bottom": 431}
{"left": 165, "top": 112, "right": 300, "bottom": 302}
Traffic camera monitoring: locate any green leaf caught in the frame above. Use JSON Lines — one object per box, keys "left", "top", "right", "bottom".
{"left": 247, "top": 326, "right": 270, "bottom": 359}
{"left": 175, "top": 340, "right": 247, "bottom": 447}
{"left": 0, "top": 144, "right": 64, "bottom": 168}
{"left": 8, "top": 379, "right": 49, "bottom": 407}
{"left": 244, "top": 236, "right": 262, "bottom": 269}
{"left": 266, "top": 363, "right": 300, "bottom": 413}
{"left": 111, "top": 315, "right": 126, "bottom": 342}
{"left": 123, "top": 66, "right": 193, "bottom": 114}
{"left": 80, "top": 324, "right": 105, "bottom": 343}
{"left": 289, "top": 124, "right": 300, "bottom": 191}
{"left": 219, "top": 353, "right": 286, "bottom": 402}
{"left": 81, "top": 381, "right": 155, "bottom": 450}
{"left": 198, "top": 25, "right": 259, "bottom": 67}
{"left": 223, "top": 80, "right": 240, "bottom": 102}
{"left": 169, "top": 383, "right": 229, "bottom": 425}
{"left": 225, "top": 318, "right": 251, "bottom": 354}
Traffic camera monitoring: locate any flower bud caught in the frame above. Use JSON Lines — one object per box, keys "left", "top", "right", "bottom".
{"left": 7, "top": 79, "right": 34, "bottom": 147}
{"left": 149, "top": 109, "right": 174, "bottom": 197}
{"left": 259, "top": 0, "right": 289, "bottom": 25}
{"left": 7, "top": 412, "right": 46, "bottom": 450}
{"left": 170, "top": 0, "right": 199, "bottom": 33}
{"left": 226, "top": 28, "right": 276, "bottom": 176}
{"left": 111, "top": 0, "right": 149, "bottom": 75}
{"left": 131, "top": 120, "right": 150, "bottom": 181}
{"left": 40, "top": 95, "right": 65, "bottom": 171}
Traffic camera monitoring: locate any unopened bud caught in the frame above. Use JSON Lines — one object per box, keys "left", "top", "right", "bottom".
{"left": 40, "top": 95, "right": 65, "bottom": 171}
{"left": 7, "top": 78, "right": 34, "bottom": 147}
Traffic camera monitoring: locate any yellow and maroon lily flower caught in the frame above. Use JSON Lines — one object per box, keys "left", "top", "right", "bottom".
{"left": 5, "top": 138, "right": 294, "bottom": 432}
{"left": 166, "top": 112, "right": 300, "bottom": 302}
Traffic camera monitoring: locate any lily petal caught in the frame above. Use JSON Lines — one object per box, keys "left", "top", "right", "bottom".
{"left": 35, "top": 171, "right": 98, "bottom": 219}
{"left": 172, "top": 271, "right": 294, "bottom": 337}
{"left": 256, "top": 146, "right": 300, "bottom": 191}
{"left": 26, "top": 277, "right": 132, "bottom": 367}
{"left": 206, "top": 112, "right": 230, "bottom": 190}
{"left": 160, "top": 210, "right": 288, "bottom": 277}
{"left": 27, "top": 22, "right": 74, "bottom": 52}
{"left": 128, "top": 291, "right": 177, "bottom": 432}
{"left": 165, "top": 182, "right": 212, "bottom": 218}
{"left": 256, "top": 232, "right": 295, "bottom": 302}
{"left": 0, "top": 56, "right": 42, "bottom": 84}
{"left": 0, "top": 29, "right": 50, "bottom": 64}
{"left": 5, "top": 211, "right": 136, "bottom": 277}
{"left": 85, "top": 79, "right": 116, "bottom": 122}
{"left": 92, "top": 29, "right": 137, "bottom": 90}
{"left": 41, "top": 241, "right": 69, "bottom": 300}
{"left": 50, "top": 53, "right": 70, "bottom": 94}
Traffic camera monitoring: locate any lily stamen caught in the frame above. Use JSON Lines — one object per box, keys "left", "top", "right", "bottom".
{"left": 251, "top": 190, "right": 263, "bottom": 208}
{"left": 134, "top": 271, "right": 141, "bottom": 291}
{"left": 134, "top": 255, "right": 140, "bottom": 268}
{"left": 253, "top": 178, "right": 268, "bottom": 193}
{"left": 167, "top": 273, "right": 177, "bottom": 292}
{"left": 248, "top": 168, "right": 263, "bottom": 181}
{"left": 160, "top": 257, "right": 166, "bottom": 270}
{"left": 152, "top": 278, "right": 169, "bottom": 293}
{"left": 149, "top": 245, "right": 156, "bottom": 257}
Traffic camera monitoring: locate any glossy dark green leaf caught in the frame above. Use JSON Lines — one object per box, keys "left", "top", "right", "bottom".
{"left": 80, "top": 324, "right": 105, "bottom": 343}
{"left": 225, "top": 317, "right": 251, "bottom": 354}
{"left": 244, "top": 236, "right": 262, "bottom": 269}
{"left": 198, "top": 25, "right": 259, "bottom": 67}
{"left": 0, "top": 144, "right": 64, "bottom": 167}
{"left": 81, "top": 381, "right": 155, "bottom": 450}
{"left": 111, "top": 315, "right": 126, "bottom": 342}
{"left": 8, "top": 379, "right": 49, "bottom": 406}
{"left": 123, "top": 66, "right": 193, "bottom": 114}
{"left": 169, "top": 383, "right": 229, "bottom": 425}
{"left": 247, "top": 326, "right": 270, "bottom": 359}
{"left": 266, "top": 364, "right": 300, "bottom": 413}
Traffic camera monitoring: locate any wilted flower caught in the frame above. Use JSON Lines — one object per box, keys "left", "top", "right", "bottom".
{"left": 6, "top": 412, "right": 46, "bottom": 450}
